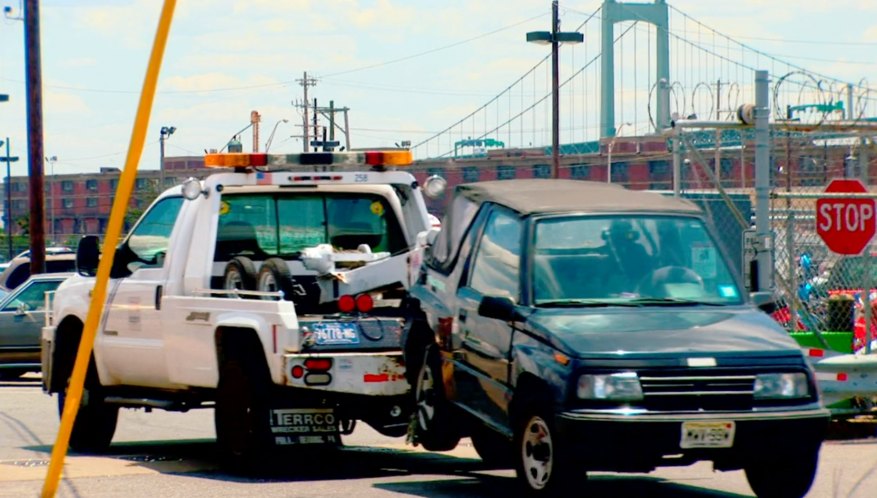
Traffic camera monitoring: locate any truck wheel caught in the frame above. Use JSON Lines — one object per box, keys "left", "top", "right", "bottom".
{"left": 256, "top": 257, "right": 294, "bottom": 300}
{"left": 223, "top": 256, "right": 257, "bottom": 292}
{"left": 58, "top": 360, "right": 118, "bottom": 453}
{"left": 215, "top": 354, "right": 273, "bottom": 470}
{"left": 744, "top": 446, "right": 820, "bottom": 498}
{"left": 412, "top": 344, "right": 460, "bottom": 451}
{"left": 514, "top": 408, "right": 580, "bottom": 495}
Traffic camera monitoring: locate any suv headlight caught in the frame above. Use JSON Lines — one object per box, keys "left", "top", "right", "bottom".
{"left": 753, "top": 373, "right": 809, "bottom": 399}
{"left": 577, "top": 372, "right": 644, "bottom": 401}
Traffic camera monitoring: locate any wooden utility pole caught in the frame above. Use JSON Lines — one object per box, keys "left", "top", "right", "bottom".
{"left": 297, "top": 72, "right": 317, "bottom": 152}
{"left": 25, "top": 0, "right": 46, "bottom": 274}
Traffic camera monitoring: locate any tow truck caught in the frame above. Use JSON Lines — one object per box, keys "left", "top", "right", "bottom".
{"left": 40, "top": 149, "right": 443, "bottom": 469}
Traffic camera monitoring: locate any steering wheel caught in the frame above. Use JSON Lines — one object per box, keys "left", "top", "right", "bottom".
{"left": 636, "top": 266, "right": 704, "bottom": 297}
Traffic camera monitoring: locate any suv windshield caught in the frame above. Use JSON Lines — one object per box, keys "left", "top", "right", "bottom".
{"left": 533, "top": 215, "right": 742, "bottom": 305}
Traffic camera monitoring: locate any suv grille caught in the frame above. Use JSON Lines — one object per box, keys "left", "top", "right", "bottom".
{"left": 639, "top": 374, "right": 756, "bottom": 411}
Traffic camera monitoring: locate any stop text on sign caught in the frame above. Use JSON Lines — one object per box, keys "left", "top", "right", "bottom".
{"left": 817, "top": 202, "right": 875, "bottom": 232}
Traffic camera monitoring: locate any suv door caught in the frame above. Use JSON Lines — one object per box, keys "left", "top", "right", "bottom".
{"left": 452, "top": 206, "right": 522, "bottom": 429}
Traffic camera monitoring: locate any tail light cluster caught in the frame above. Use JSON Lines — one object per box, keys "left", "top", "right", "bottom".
{"left": 290, "top": 357, "right": 333, "bottom": 386}
{"left": 337, "top": 293, "right": 374, "bottom": 314}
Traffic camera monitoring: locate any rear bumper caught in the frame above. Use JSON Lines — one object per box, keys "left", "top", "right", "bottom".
{"left": 555, "top": 408, "right": 830, "bottom": 471}
{"left": 283, "top": 351, "right": 409, "bottom": 396}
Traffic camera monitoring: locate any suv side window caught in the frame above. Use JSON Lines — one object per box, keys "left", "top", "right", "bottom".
{"left": 428, "top": 193, "right": 480, "bottom": 272}
{"left": 468, "top": 207, "right": 522, "bottom": 299}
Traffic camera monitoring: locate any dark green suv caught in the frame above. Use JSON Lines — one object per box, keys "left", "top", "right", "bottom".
{"left": 406, "top": 179, "right": 829, "bottom": 497}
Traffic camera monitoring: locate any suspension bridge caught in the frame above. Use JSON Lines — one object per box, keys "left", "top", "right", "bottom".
{"left": 407, "top": 0, "right": 874, "bottom": 185}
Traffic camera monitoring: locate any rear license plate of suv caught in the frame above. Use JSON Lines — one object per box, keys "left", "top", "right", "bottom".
{"left": 680, "top": 420, "right": 735, "bottom": 448}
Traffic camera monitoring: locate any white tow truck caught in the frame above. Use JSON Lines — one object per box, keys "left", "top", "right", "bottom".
{"left": 41, "top": 149, "right": 442, "bottom": 468}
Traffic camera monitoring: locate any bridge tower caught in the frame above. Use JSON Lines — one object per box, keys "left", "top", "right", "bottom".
{"left": 601, "top": 0, "right": 670, "bottom": 138}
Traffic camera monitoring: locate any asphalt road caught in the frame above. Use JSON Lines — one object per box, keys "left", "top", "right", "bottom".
{"left": 2, "top": 373, "right": 877, "bottom": 498}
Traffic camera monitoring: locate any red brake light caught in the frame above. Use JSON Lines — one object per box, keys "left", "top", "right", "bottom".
{"left": 291, "top": 365, "right": 305, "bottom": 379}
{"left": 338, "top": 295, "right": 356, "bottom": 313}
{"left": 304, "top": 358, "right": 333, "bottom": 371}
{"left": 356, "top": 293, "right": 374, "bottom": 313}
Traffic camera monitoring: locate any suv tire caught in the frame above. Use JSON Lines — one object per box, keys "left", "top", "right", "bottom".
{"left": 412, "top": 344, "right": 460, "bottom": 451}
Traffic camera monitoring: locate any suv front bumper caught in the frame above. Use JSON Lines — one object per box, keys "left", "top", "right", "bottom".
{"left": 555, "top": 407, "right": 830, "bottom": 471}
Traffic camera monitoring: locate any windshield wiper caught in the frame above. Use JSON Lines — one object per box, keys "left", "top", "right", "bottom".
{"left": 625, "top": 297, "right": 724, "bottom": 307}
{"left": 537, "top": 299, "right": 639, "bottom": 308}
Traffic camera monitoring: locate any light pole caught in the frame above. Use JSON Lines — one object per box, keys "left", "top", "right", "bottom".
{"left": 159, "top": 125, "right": 176, "bottom": 188}
{"left": 264, "top": 119, "right": 289, "bottom": 152}
{"left": 527, "top": 0, "right": 583, "bottom": 179}
{"left": 1, "top": 138, "right": 20, "bottom": 260}
{"left": 45, "top": 155, "right": 56, "bottom": 244}
{"left": 606, "top": 122, "right": 631, "bottom": 183}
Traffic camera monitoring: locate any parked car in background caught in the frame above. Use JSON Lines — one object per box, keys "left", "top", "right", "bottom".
{"left": 0, "top": 272, "right": 73, "bottom": 379}
{"left": 0, "top": 247, "right": 74, "bottom": 273}
{"left": 0, "top": 253, "right": 77, "bottom": 291}
{"left": 405, "top": 179, "right": 829, "bottom": 498}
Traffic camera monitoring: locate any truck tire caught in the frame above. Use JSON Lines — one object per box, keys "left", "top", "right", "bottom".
{"left": 744, "top": 446, "right": 820, "bottom": 498}
{"left": 256, "top": 257, "right": 295, "bottom": 300}
{"left": 513, "top": 406, "right": 580, "bottom": 496}
{"left": 223, "top": 256, "right": 257, "bottom": 292}
{"left": 58, "top": 359, "right": 119, "bottom": 453}
{"left": 215, "top": 351, "right": 273, "bottom": 471}
{"left": 412, "top": 344, "right": 460, "bottom": 451}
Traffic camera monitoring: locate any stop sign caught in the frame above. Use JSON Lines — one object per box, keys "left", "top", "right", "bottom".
{"left": 816, "top": 178, "right": 876, "bottom": 254}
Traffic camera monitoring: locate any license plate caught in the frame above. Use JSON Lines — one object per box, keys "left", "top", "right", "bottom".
{"left": 270, "top": 408, "right": 339, "bottom": 445}
{"left": 312, "top": 322, "right": 360, "bottom": 345}
{"left": 680, "top": 420, "right": 735, "bottom": 448}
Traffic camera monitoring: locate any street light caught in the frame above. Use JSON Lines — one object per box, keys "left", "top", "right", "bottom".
{"left": 606, "top": 122, "right": 631, "bottom": 183}
{"left": 527, "top": 0, "right": 583, "bottom": 179}
{"left": 159, "top": 125, "right": 176, "bottom": 188}
{"left": 45, "top": 155, "right": 57, "bottom": 244}
{"left": 264, "top": 119, "right": 289, "bottom": 152}
{"left": 1, "top": 137, "right": 20, "bottom": 260}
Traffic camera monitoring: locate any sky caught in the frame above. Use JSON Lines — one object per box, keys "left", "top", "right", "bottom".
{"left": 1, "top": 0, "right": 877, "bottom": 176}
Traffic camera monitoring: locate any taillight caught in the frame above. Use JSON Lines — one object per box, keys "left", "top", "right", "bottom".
{"left": 355, "top": 293, "right": 374, "bottom": 313}
{"left": 304, "top": 358, "right": 333, "bottom": 371}
{"left": 338, "top": 293, "right": 374, "bottom": 313}
{"left": 338, "top": 295, "right": 356, "bottom": 313}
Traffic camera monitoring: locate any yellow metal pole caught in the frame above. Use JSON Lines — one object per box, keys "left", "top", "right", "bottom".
{"left": 41, "top": 1, "right": 177, "bottom": 496}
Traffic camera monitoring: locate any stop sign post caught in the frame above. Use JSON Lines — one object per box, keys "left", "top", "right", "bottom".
{"left": 816, "top": 179, "right": 876, "bottom": 255}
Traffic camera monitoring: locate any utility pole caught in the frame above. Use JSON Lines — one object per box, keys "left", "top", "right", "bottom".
{"left": 25, "top": 0, "right": 46, "bottom": 275}
{"left": 314, "top": 100, "right": 349, "bottom": 151}
{"left": 526, "top": 1, "right": 582, "bottom": 178}
{"left": 297, "top": 72, "right": 317, "bottom": 152}
{"left": 250, "top": 110, "right": 261, "bottom": 152}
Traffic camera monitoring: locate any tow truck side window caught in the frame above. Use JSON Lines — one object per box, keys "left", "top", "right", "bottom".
{"left": 126, "top": 196, "right": 184, "bottom": 264}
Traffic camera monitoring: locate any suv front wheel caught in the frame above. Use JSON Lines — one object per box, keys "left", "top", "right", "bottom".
{"left": 744, "top": 445, "right": 820, "bottom": 498}
{"left": 514, "top": 407, "right": 581, "bottom": 495}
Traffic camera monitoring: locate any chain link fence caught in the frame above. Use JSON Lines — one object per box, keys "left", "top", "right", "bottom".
{"left": 674, "top": 125, "right": 876, "bottom": 352}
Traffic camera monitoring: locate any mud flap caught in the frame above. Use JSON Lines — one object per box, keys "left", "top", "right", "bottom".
{"left": 269, "top": 407, "right": 340, "bottom": 446}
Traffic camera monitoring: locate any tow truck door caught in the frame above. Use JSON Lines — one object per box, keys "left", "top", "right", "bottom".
{"left": 99, "top": 196, "right": 184, "bottom": 387}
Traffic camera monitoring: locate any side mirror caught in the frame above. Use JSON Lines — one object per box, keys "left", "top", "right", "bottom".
{"left": 76, "top": 235, "right": 100, "bottom": 277}
{"left": 750, "top": 291, "right": 778, "bottom": 314}
{"left": 478, "top": 295, "right": 524, "bottom": 322}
